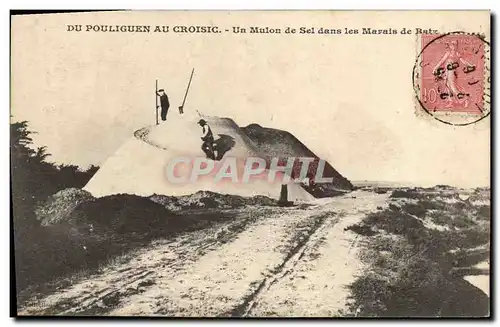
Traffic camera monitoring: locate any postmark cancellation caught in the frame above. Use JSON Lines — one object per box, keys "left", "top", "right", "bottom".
{"left": 413, "top": 31, "right": 491, "bottom": 126}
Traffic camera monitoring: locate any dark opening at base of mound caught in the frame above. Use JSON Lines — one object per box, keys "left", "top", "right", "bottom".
{"left": 71, "top": 194, "right": 177, "bottom": 234}
{"left": 242, "top": 123, "right": 353, "bottom": 197}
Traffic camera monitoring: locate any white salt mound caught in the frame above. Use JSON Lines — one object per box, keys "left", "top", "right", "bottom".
{"left": 84, "top": 113, "right": 313, "bottom": 202}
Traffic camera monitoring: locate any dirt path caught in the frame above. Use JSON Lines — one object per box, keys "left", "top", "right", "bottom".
{"left": 246, "top": 194, "right": 388, "bottom": 317}
{"left": 18, "top": 191, "right": 389, "bottom": 317}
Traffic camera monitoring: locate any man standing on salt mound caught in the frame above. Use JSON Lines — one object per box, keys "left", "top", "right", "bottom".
{"left": 198, "top": 118, "right": 215, "bottom": 160}
{"left": 156, "top": 88, "right": 170, "bottom": 121}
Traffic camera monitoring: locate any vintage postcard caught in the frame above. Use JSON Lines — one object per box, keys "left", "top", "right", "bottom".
{"left": 11, "top": 10, "right": 490, "bottom": 317}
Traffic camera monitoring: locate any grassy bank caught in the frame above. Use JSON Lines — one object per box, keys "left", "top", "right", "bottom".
{"left": 345, "top": 187, "right": 490, "bottom": 317}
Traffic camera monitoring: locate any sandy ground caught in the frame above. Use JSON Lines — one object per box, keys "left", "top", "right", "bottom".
{"left": 18, "top": 190, "right": 389, "bottom": 317}
{"left": 463, "top": 260, "right": 490, "bottom": 297}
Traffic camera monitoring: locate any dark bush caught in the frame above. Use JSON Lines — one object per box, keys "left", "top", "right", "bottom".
{"left": 11, "top": 120, "right": 101, "bottom": 295}
{"left": 476, "top": 205, "right": 490, "bottom": 220}
{"left": 364, "top": 210, "right": 424, "bottom": 236}
{"left": 35, "top": 188, "right": 95, "bottom": 226}
{"left": 74, "top": 195, "right": 172, "bottom": 231}
{"left": 345, "top": 224, "right": 377, "bottom": 236}
{"left": 429, "top": 211, "right": 452, "bottom": 226}
{"left": 348, "top": 200, "right": 490, "bottom": 317}
{"left": 348, "top": 274, "right": 392, "bottom": 316}
{"left": 401, "top": 203, "right": 427, "bottom": 218}
{"left": 390, "top": 189, "right": 423, "bottom": 199}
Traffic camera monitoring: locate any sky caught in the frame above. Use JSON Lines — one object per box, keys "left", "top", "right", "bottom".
{"left": 11, "top": 11, "right": 490, "bottom": 187}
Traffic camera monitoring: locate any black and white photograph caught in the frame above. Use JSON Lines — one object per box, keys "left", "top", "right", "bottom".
{"left": 10, "top": 10, "right": 491, "bottom": 317}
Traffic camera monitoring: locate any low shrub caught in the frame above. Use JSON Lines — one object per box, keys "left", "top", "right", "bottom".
{"left": 35, "top": 188, "right": 95, "bottom": 226}
{"left": 476, "top": 205, "right": 490, "bottom": 221}
{"left": 389, "top": 189, "right": 423, "bottom": 199}
{"left": 347, "top": 200, "right": 490, "bottom": 317}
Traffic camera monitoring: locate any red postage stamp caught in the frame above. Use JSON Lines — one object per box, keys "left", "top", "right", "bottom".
{"left": 415, "top": 32, "right": 489, "bottom": 121}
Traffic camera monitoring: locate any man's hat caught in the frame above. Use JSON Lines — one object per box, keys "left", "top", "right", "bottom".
{"left": 158, "top": 89, "right": 165, "bottom": 92}
{"left": 198, "top": 119, "right": 207, "bottom": 125}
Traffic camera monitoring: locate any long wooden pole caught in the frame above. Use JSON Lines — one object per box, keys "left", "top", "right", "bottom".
{"left": 155, "top": 79, "right": 159, "bottom": 125}
{"left": 179, "top": 68, "right": 194, "bottom": 114}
